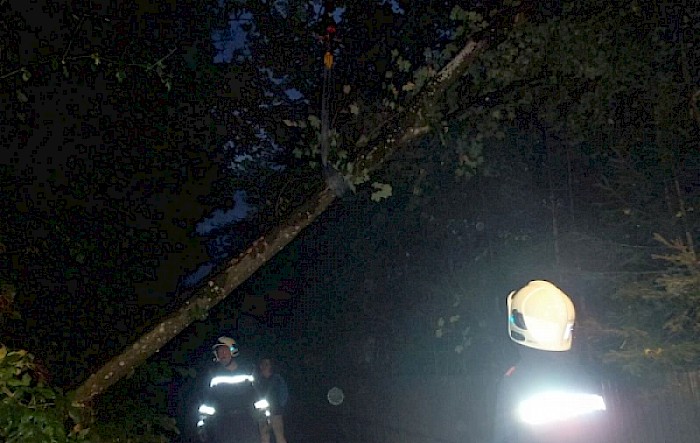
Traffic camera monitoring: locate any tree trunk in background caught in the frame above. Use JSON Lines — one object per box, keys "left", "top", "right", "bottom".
{"left": 70, "top": 19, "right": 514, "bottom": 406}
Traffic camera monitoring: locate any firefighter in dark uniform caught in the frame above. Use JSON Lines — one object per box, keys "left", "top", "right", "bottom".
{"left": 493, "top": 281, "right": 608, "bottom": 443}
{"left": 197, "top": 337, "right": 259, "bottom": 443}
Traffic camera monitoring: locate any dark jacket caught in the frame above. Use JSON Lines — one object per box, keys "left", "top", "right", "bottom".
{"left": 254, "top": 373, "right": 289, "bottom": 415}
{"left": 492, "top": 348, "right": 607, "bottom": 443}
{"left": 198, "top": 363, "right": 258, "bottom": 443}
{"left": 202, "top": 363, "right": 257, "bottom": 415}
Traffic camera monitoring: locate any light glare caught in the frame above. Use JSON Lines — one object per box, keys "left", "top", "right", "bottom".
{"left": 518, "top": 391, "right": 606, "bottom": 425}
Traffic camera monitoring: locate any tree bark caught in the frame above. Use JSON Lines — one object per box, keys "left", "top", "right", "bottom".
{"left": 70, "top": 7, "right": 525, "bottom": 406}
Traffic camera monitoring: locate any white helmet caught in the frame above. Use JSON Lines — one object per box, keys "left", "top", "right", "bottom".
{"left": 507, "top": 280, "right": 575, "bottom": 351}
{"left": 212, "top": 336, "right": 240, "bottom": 358}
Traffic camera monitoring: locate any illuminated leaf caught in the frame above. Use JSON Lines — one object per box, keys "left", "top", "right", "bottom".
{"left": 16, "top": 90, "right": 28, "bottom": 103}
{"left": 370, "top": 182, "right": 392, "bottom": 202}
{"left": 397, "top": 58, "right": 411, "bottom": 72}
{"left": 308, "top": 115, "right": 321, "bottom": 129}
{"left": 355, "top": 134, "right": 368, "bottom": 147}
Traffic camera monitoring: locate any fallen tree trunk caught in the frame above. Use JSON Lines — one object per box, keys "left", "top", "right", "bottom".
{"left": 71, "top": 6, "right": 524, "bottom": 406}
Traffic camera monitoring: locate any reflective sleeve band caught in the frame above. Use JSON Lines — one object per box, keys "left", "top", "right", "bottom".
{"left": 198, "top": 404, "right": 216, "bottom": 415}
{"left": 210, "top": 374, "right": 255, "bottom": 387}
{"left": 517, "top": 391, "right": 606, "bottom": 425}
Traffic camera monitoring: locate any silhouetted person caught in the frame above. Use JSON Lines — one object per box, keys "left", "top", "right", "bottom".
{"left": 254, "top": 357, "right": 289, "bottom": 443}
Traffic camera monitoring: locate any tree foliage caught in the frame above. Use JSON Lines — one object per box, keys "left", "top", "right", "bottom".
{"left": 584, "top": 236, "right": 699, "bottom": 378}
{"left": 0, "top": 343, "right": 178, "bottom": 442}
{"left": 0, "top": 0, "right": 232, "bottom": 386}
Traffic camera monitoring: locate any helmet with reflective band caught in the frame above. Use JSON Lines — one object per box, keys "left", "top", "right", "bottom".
{"left": 507, "top": 280, "right": 575, "bottom": 351}
{"left": 211, "top": 336, "right": 240, "bottom": 358}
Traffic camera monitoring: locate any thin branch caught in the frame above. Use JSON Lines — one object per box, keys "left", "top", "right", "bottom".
{"left": 70, "top": 3, "right": 529, "bottom": 407}
{"left": 672, "top": 173, "right": 697, "bottom": 260}
{"left": 62, "top": 17, "right": 86, "bottom": 64}
{"left": 0, "top": 68, "right": 22, "bottom": 80}
{"left": 691, "top": 89, "right": 700, "bottom": 126}
{"left": 1, "top": 47, "right": 178, "bottom": 81}
{"left": 144, "top": 48, "right": 178, "bottom": 71}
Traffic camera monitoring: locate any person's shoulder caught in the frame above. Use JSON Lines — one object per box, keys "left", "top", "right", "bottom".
{"left": 205, "top": 365, "right": 223, "bottom": 378}
{"left": 240, "top": 360, "right": 256, "bottom": 371}
{"left": 273, "top": 373, "right": 287, "bottom": 382}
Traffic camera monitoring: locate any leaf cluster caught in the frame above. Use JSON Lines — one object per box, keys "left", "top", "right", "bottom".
{"left": 0, "top": 344, "right": 179, "bottom": 443}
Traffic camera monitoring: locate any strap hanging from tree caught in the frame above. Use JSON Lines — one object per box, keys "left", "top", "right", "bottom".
{"left": 318, "top": 1, "right": 338, "bottom": 173}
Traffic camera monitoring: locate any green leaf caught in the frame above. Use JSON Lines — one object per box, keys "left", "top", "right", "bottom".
{"left": 16, "top": 90, "right": 28, "bottom": 103}
{"left": 116, "top": 71, "right": 126, "bottom": 83}
{"left": 355, "top": 134, "right": 368, "bottom": 147}
{"left": 370, "top": 182, "right": 392, "bottom": 202}
{"left": 450, "top": 5, "right": 466, "bottom": 21}
{"left": 307, "top": 115, "right": 321, "bottom": 130}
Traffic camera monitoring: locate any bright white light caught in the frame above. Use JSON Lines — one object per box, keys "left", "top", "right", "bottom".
{"left": 196, "top": 420, "right": 205, "bottom": 427}
{"left": 518, "top": 391, "right": 606, "bottom": 425}
{"left": 210, "top": 375, "right": 254, "bottom": 387}
{"left": 255, "top": 399, "right": 270, "bottom": 409}
{"left": 198, "top": 404, "right": 216, "bottom": 415}
{"left": 265, "top": 410, "right": 271, "bottom": 417}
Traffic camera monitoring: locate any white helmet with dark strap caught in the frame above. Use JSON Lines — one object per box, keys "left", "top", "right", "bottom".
{"left": 507, "top": 280, "right": 575, "bottom": 351}
{"left": 211, "top": 336, "right": 240, "bottom": 359}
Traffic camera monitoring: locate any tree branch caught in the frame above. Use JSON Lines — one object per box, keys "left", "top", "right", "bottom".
{"left": 70, "top": 5, "right": 526, "bottom": 408}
